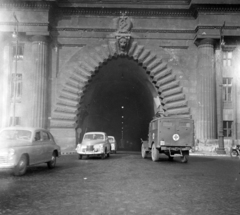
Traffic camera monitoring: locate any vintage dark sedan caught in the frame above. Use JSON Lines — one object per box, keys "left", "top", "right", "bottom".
{"left": 0, "top": 127, "right": 61, "bottom": 176}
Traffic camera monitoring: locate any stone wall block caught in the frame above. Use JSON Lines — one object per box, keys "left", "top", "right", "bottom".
{"left": 163, "top": 100, "right": 188, "bottom": 110}
{"left": 142, "top": 53, "right": 157, "bottom": 68}
{"left": 162, "top": 93, "right": 185, "bottom": 104}
{"left": 132, "top": 45, "right": 144, "bottom": 60}
{"left": 161, "top": 86, "right": 183, "bottom": 97}
{"left": 128, "top": 41, "right": 138, "bottom": 57}
{"left": 138, "top": 49, "right": 151, "bottom": 63}
{"left": 150, "top": 62, "right": 168, "bottom": 77}
{"left": 95, "top": 45, "right": 110, "bottom": 62}
{"left": 108, "top": 41, "right": 118, "bottom": 57}
{"left": 156, "top": 74, "right": 176, "bottom": 87}
{"left": 153, "top": 67, "right": 171, "bottom": 81}
{"left": 147, "top": 58, "right": 162, "bottom": 71}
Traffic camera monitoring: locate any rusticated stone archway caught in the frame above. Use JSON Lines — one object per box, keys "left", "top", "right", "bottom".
{"left": 50, "top": 40, "right": 191, "bottom": 152}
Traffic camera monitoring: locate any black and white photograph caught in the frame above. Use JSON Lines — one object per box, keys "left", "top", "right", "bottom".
{"left": 0, "top": 0, "right": 240, "bottom": 214}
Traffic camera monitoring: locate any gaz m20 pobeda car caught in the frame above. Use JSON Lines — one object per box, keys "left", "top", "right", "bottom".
{"left": 76, "top": 132, "right": 111, "bottom": 159}
{"left": 0, "top": 127, "right": 61, "bottom": 176}
{"left": 108, "top": 136, "right": 117, "bottom": 154}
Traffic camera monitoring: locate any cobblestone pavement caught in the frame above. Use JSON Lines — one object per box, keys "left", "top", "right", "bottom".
{"left": 0, "top": 152, "right": 240, "bottom": 215}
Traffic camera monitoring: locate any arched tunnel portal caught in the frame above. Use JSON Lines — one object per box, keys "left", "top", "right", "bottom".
{"left": 50, "top": 41, "right": 191, "bottom": 152}
{"left": 80, "top": 57, "right": 156, "bottom": 151}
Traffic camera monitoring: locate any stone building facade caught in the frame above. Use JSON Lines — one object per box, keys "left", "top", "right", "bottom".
{"left": 0, "top": 0, "right": 240, "bottom": 153}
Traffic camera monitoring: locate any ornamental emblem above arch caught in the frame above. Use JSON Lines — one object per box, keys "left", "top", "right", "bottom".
{"left": 115, "top": 11, "right": 132, "bottom": 56}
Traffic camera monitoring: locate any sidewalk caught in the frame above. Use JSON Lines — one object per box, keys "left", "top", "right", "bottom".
{"left": 61, "top": 150, "right": 230, "bottom": 157}
{"left": 189, "top": 151, "right": 229, "bottom": 157}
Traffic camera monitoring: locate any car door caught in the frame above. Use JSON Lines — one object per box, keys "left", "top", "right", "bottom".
{"left": 31, "top": 131, "right": 44, "bottom": 164}
{"left": 40, "top": 130, "right": 53, "bottom": 162}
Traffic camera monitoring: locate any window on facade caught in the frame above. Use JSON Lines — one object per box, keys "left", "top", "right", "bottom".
{"left": 12, "top": 45, "right": 24, "bottom": 60}
{"left": 9, "top": 117, "right": 20, "bottom": 126}
{"left": 222, "top": 78, "right": 232, "bottom": 102}
{"left": 223, "top": 121, "right": 233, "bottom": 137}
{"left": 223, "top": 51, "right": 232, "bottom": 66}
{"left": 11, "top": 74, "right": 22, "bottom": 102}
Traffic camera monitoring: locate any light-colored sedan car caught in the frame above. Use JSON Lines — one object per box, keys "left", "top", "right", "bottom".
{"left": 108, "top": 136, "right": 117, "bottom": 154}
{"left": 76, "top": 132, "right": 111, "bottom": 159}
{"left": 0, "top": 127, "right": 61, "bottom": 176}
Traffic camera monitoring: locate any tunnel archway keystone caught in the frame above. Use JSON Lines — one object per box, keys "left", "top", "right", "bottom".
{"left": 50, "top": 40, "right": 191, "bottom": 129}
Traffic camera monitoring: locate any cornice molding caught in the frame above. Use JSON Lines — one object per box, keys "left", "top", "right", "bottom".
{"left": 0, "top": 2, "right": 51, "bottom": 9}
{"left": 52, "top": 25, "right": 240, "bottom": 34}
{"left": 194, "top": 4, "right": 240, "bottom": 13}
{"left": 0, "top": 22, "right": 48, "bottom": 27}
{"left": 57, "top": 8, "right": 194, "bottom": 18}
{"left": 1, "top": 2, "right": 240, "bottom": 19}
{"left": 57, "top": 0, "right": 191, "bottom": 7}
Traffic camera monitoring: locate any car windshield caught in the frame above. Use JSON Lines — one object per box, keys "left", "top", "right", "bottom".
{"left": 84, "top": 134, "right": 104, "bottom": 140}
{"left": 0, "top": 130, "right": 32, "bottom": 141}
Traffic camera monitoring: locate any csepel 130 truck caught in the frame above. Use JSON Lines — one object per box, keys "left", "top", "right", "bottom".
{"left": 141, "top": 117, "right": 194, "bottom": 163}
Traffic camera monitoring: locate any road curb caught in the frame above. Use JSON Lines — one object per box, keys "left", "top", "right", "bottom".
{"left": 190, "top": 153, "right": 229, "bottom": 157}
{"left": 61, "top": 151, "right": 77, "bottom": 155}
{"left": 61, "top": 151, "right": 230, "bottom": 157}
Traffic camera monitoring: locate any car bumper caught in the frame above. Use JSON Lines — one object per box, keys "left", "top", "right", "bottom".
{"left": 76, "top": 149, "right": 104, "bottom": 155}
{"left": 0, "top": 163, "right": 15, "bottom": 169}
{"left": 77, "top": 151, "right": 104, "bottom": 156}
{"left": 0, "top": 155, "right": 16, "bottom": 169}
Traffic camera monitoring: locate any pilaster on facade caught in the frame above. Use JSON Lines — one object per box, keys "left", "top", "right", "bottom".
{"left": 0, "top": 44, "right": 12, "bottom": 127}
{"left": 196, "top": 38, "right": 217, "bottom": 142}
{"left": 31, "top": 35, "right": 49, "bottom": 128}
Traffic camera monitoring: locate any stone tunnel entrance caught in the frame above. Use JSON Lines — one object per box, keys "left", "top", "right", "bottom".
{"left": 79, "top": 57, "right": 156, "bottom": 151}
{"left": 50, "top": 41, "right": 190, "bottom": 153}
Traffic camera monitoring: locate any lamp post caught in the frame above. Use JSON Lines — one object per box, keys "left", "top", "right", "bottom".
{"left": 12, "top": 13, "right": 19, "bottom": 126}
{"left": 216, "top": 22, "right": 226, "bottom": 154}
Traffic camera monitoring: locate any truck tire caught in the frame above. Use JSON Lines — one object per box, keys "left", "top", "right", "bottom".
{"left": 141, "top": 144, "right": 147, "bottom": 159}
{"left": 180, "top": 155, "right": 188, "bottom": 163}
{"left": 151, "top": 143, "right": 160, "bottom": 162}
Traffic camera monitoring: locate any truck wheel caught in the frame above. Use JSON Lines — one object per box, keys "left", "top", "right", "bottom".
{"left": 141, "top": 144, "right": 147, "bottom": 159}
{"left": 78, "top": 154, "right": 83, "bottom": 160}
{"left": 151, "top": 143, "right": 160, "bottom": 162}
{"left": 180, "top": 155, "right": 188, "bottom": 163}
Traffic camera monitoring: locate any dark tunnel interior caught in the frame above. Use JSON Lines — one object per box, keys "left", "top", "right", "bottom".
{"left": 79, "top": 57, "right": 156, "bottom": 151}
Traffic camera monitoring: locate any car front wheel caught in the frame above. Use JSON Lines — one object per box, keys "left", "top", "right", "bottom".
{"left": 101, "top": 148, "right": 107, "bottom": 159}
{"left": 47, "top": 152, "right": 57, "bottom": 169}
{"left": 13, "top": 155, "right": 28, "bottom": 176}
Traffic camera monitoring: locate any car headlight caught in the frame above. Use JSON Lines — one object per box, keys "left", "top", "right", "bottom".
{"left": 8, "top": 148, "right": 15, "bottom": 156}
{"left": 76, "top": 144, "right": 85, "bottom": 150}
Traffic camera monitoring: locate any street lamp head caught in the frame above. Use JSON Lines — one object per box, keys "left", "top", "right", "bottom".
{"left": 12, "top": 28, "right": 17, "bottom": 38}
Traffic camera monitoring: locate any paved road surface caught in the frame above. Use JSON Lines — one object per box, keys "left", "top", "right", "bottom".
{"left": 0, "top": 153, "right": 240, "bottom": 215}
